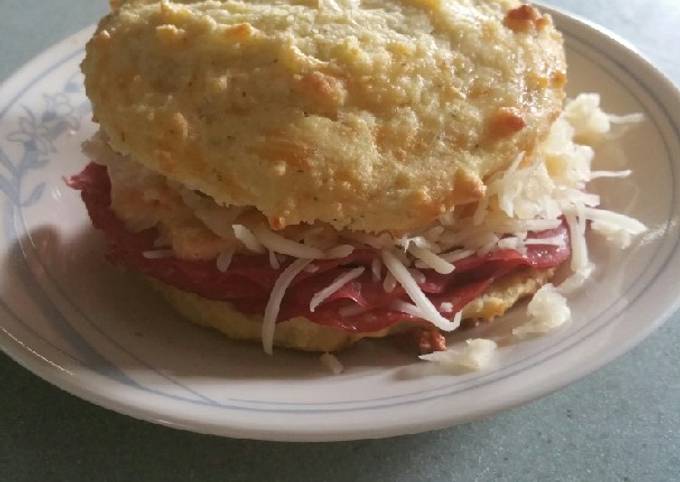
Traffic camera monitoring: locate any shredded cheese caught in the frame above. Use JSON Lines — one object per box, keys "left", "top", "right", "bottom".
{"left": 608, "top": 113, "right": 645, "bottom": 125}
{"left": 382, "top": 272, "right": 397, "bottom": 293}
{"left": 419, "top": 339, "right": 497, "bottom": 372}
{"left": 564, "top": 93, "right": 612, "bottom": 143}
{"left": 497, "top": 236, "right": 526, "bottom": 252}
{"left": 513, "top": 284, "right": 571, "bottom": 337}
{"left": 564, "top": 212, "right": 590, "bottom": 275}
{"left": 506, "top": 218, "right": 562, "bottom": 232}
{"left": 233, "top": 225, "right": 265, "bottom": 254}
{"left": 325, "top": 244, "right": 355, "bottom": 259}
{"left": 253, "top": 225, "right": 324, "bottom": 259}
{"left": 309, "top": 267, "right": 365, "bottom": 312}
{"left": 472, "top": 195, "right": 490, "bottom": 226}
{"left": 583, "top": 207, "right": 647, "bottom": 235}
{"left": 524, "top": 236, "right": 565, "bottom": 247}
{"left": 371, "top": 258, "right": 382, "bottom": 282}
{"left": 216, "top": 248, "right": 235, "bottom": 272}
{"left": 592, "top": 220, "right": 635, "bottom": 249}
{"left": 452, "top": 310, "right": 463, "bottom": 328}
{"left": 381, "top": 250, "right": 457, "bottom": 332}
{"left": 477, "top": 234, "right": 500, "bottom": 256}
{"left": 193, "top": 206, "right": 244, "bottom": 239}
{"left": 408, "top": 268, "right": 427, "bottom": 285}
{"left": 408, "top": 245, "right": 455, "bottom": 274}
{"left": 438, "top": 211, "right": 456, "bottom": 226}
{"left": 399, "top": 235, "right": 439, "bottom": 253}
{"left": 589, "top": 170, "right": 631, "bottom": 180}
{"left": 268, "top": 250, "right": 281, "bottom": 269}
{"left": 262, "top": 258, "right": 312, "bottom": 355}
{"left": 320, "top": 353, "right": 344, "bottom": 375}
{"left": 391, "top": 300, "right": 425, "bottom": 318}
{"left": 557, "top": 269, "right": 592, "bottom": 294}
{"left": 439, "top": 249, "right": 475, "bottom": 263}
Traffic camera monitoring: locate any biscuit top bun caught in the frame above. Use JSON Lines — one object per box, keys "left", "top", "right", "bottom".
{"left": 82, "top": 0, "right": 565, "bottom": 233}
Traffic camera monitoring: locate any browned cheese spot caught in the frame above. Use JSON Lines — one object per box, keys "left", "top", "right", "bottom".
{"left": 155, "top": 25, "right": 188, "bottom": 47}
{"left": 551, "top": 71, "right": 567, "bottom": 89}
{"left": 295, "top": 71, "right": 347, "bottom": 114}
{"left": 269, "top": 216, "right": 287, "bottom": 231}
{"left": 504, "top": 5, "right": 549, "bottom": 33}
{"left": 257, "top": 136, "right": 314, "bottom": 172}
{"left": 451, "top": 168, "right": 486, "bottom": 205}
{"left": 222, "top": 23, "right": 256, "bottom": 42}
{"left": 486, "top": 107, "right": 526, "bottom": 140}
{"left": 411, "top": 168, "right": 485, "bottom": 223}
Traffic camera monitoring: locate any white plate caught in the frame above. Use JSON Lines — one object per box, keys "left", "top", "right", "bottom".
{"left": 1, "top": 7, "right": 679, "bottom": 442}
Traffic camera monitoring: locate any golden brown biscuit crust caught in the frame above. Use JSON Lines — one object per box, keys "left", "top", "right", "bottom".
{"left": 83, "top": 0, "right": 565, "bottom": 233}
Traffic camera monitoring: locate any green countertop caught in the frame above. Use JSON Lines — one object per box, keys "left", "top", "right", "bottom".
{"left": 1, "top": 1, "right": 679, "bottom": 481}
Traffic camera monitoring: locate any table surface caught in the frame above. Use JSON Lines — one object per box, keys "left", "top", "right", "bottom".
{"left": 1, "top": 1, "right": 679, "bottom": 481}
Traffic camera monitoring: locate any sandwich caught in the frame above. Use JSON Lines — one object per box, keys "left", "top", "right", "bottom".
{"left": 69, "top": 0, "right": 646, "bottom": 357}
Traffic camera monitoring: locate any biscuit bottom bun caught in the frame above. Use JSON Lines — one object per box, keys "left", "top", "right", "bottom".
{"left": 148, "top": 268, "right": 554, "bottom": 352}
